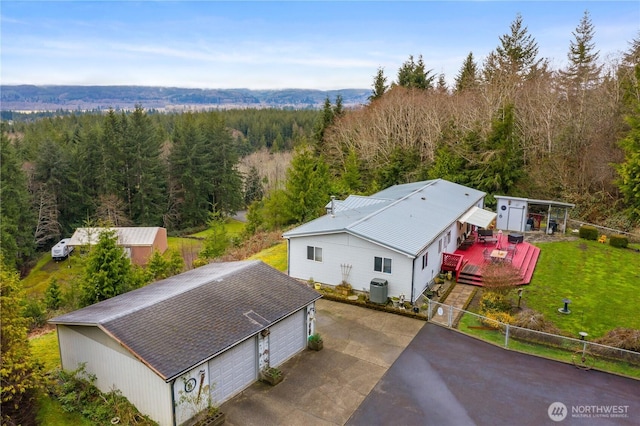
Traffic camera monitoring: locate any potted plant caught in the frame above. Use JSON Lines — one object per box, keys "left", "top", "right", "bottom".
{"left": 391, "top": 296, "right": 400, "bottom": 308}
{"left": 259, "top": 367, "right": 283, "bottom": 386}
{"left": 308, "top": 333, "right": 323, "bottom": 351}
{"left": 193, "top": 407, "right": 226, "bottom": 426}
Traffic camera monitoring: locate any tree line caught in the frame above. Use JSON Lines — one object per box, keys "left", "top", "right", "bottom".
{"left": 1, "top": 108, "right": 318, "bottom": 272}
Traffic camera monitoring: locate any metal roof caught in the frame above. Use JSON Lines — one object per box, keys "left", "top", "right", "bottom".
{"left": 284, "top": 179, "right": 486, "bottom": 257}
{"left": 68, "top": 227, "right": 163, "bottom": 246}
{"left": 50, "top": 260, "right": 321, "bottom": 381}
{"left": 494, "top": 195, "right": 575, "bottom": 208}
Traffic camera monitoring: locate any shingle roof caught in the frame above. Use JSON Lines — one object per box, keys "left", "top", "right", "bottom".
{"left": 68, "top": 227, "right": 163, "bottom": 246}
{"left": 50, "top": 261, "right": 321, "bottom": 381}
{"left": 283, "top": 179, "right": 486, "bottom": 257}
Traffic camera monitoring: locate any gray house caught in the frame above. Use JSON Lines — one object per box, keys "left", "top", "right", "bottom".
{"left": 50, "top": 261, "right": 321, "bottom": 426}
{"left": 283, "top": 179, "right": 495, "bottom": 303}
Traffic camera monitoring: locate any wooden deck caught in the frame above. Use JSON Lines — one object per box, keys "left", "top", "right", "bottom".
{"left": 445, "top": 237, "right": 540, "bottom": 286}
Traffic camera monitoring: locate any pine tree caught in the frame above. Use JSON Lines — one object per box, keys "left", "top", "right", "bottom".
{"left": 369, "top": 67, "right": 388, "bottom": 102}
{"left": 560, "top": 10, "right": 602, "bottom": 93}
{"left": 483, "top": 13, "right": 546, "bottom": 83}
{"left": 80, "top": 229, "right": 133, "bottom": 306}
{"left": 455, "top": 52, "right": 480, "bottom": 92}
{"left": 244, "top": 166, "right": 264, "bottom": 206}
{"left": 1, "top": 258, "right": 42, "bottom": 425}
{"left": 283, "top": 146, "right": 331, "bottom": 223}
{"left": 45, "top": 278, "right": 63, "bottom": 310}
{"left": 616, "top": 102, "right": 640, "bottom": 221}
{"left": 397, "top": 55, "right": 435, "bottom": 89}
{"left": 123, "top": 105, "right": 167, "bottom": 225}
{"left": 0, "top": 129, "right": 36, "bottom": 271}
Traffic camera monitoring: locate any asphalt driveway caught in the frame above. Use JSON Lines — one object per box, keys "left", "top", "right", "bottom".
{"left": 221, "top": 300, "right": 639, "bottom": 425}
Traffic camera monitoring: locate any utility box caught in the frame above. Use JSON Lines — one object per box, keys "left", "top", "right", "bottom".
{"left": 369, "top": 278, "right": 388, "bottom": 304}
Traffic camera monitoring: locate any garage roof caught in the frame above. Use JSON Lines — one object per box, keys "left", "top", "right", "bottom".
{"left": 50, "top": 261, "right": 321, "bottom": 381}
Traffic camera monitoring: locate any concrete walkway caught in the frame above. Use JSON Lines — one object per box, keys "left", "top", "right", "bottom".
{"left": 429, "top": 283, "right": 476, "bottom": 326}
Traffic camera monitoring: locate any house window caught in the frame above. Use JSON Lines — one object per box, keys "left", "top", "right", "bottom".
{"left": 374, "top": 256, "right": 392, "bottom": 274}
{"left": 447, "top": 231, "right": 451, "bottom": 245}
{"left": 438, "top": 238, "right": 442, "bottom": 254}
{"left": 307, "top": 246, "right": 322, "bottom": 262}
{"left": 422, "top": 253, "right": 428, "bottom": 270}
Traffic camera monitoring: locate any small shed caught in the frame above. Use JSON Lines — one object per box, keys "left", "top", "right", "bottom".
{"left": 49, "top": 260, "right": 321, "bottom": 426}
{"left": 68, "top": 227, "right": 168, "bottom": 265}
{"left": 495, "top": 196, "right": 575, "bottom": 233}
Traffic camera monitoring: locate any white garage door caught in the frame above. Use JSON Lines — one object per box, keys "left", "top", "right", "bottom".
{"left": 269, "top": 310, "right": 306, "bottom": 367}
{"left": 208, "top": 337, "right": 257, "bottom": 405}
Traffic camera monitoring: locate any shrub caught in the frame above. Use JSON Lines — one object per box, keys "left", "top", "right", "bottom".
{"left": 579, "top": 225, "right": 598, "bottom": 240}
{"left": 609, "top": 234, "right": 629, "bottom": 248}
{"left": 593, "top": 328, "right": 640, "bottom": 352}
{"left": 481, "top": 311, "right": 515, "bottom": 330}
{"left": 512, "top": 309, "right": 562, "bottom": 334}
{"left": 54, "top": 364, "right": 157, "bottom": 425}
{"left": 479, "top": 291, "right": 511, "bottom": 314}
{"left": 308, "top": 333, "right": 323, "bottom": 343}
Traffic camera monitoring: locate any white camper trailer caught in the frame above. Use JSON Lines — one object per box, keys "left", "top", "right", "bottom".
{"left": 51, "top": 238, "right": 74, "bottom": 261}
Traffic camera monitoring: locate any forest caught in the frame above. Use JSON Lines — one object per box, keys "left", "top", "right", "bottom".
{"left": 1, "top": 11, "right": 639, "bottom": 276}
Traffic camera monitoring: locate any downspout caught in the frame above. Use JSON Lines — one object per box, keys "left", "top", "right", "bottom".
{"left": 410, "top": 258, "right": 416, "bottom": 303}
{"left": 171, "top": 379, "right": 177, "bottom": 426}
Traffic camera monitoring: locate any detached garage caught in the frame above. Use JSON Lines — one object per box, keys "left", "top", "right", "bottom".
{"left": 49, "top": 260, "right": 321, "bottom": 426}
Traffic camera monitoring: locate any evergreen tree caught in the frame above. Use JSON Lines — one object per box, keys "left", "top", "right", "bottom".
{"left": 244, "top": 166, "right": 264, "bottom": 206}
{"left": 455, "top": 52, "right": 480, "bottom": 92}
{"left": 80, "top": 229, "right": 133, "bottom": 306}
{"left": 200, "top": 212, "right": 229, "bottom": 259}
{"left": 342, "top": 148, "right": 363, "bottom": 193}
{"left": 616, "top": 103, "right": 640, "bottom": 221}
{"left": 436, "top": 73, "right": 448, "bottom": 94}
{"left": 369, "top": 67, "right": 388, "bottom": 102}
{"left": 0, "top": 130, "right": 35, "bottom": 271}
{"left": 560, "top": 10, "right": 602, "bottom": 93}
{"left": 1, "top": 258, "right": 42, "bottom": 425}
{"left": 483, "top": 13, "right": 546, "bottom": 83}
{"left": 45, "top": 277, "right": 63, "bottom": 310}
{"left": 200, "top": 112, "right": 244, "bottom": 217}
{"left": 397, "top": 55, "right": 435, "bottom": 89}
{"left": 123, "top": 106, "right": 167, "bottom": 225}
{"left": 283, "top": 146, "right": 331, "bottom": 223}
{"left": 313, "top": 97, "right": 335, "bottom": 150}
{"left": 169, "top": 112, "right": 210, "bottom": 228}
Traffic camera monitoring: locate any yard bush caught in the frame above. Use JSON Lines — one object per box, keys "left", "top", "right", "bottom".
{"left": 609, "top": 234, "right": 629, "bottom": 248}
{"left": 579, "top": 225, "right": 598, "bottom": 240}
{"left": 481, "top": 311, "right": 515, "bottom": 330}
{"left": 53, "top": 364, "right": 157, "bottom": 425}
{"left": 479, "top": 291, "right": 511, "bottom": 314}
{"left": 593, "top": 328, "right": 640, "bottom": 352}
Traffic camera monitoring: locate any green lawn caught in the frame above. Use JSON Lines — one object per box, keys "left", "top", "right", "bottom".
{"left": 458, "top": 313, "right": 640, "bottom": 378}
{"left": 248, "top": 241, "right": 288, "bottom": 271}
{"left": 525, "top": 240, "right": 640, "bottom": 338}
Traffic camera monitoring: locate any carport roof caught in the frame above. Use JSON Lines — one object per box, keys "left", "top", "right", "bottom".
{"left": 50, "top": 261, "right": 321, "bottom": 381}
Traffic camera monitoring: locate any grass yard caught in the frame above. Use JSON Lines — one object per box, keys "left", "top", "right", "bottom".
{"left": 458, "top": 314, "right": 640, "bottom": 378}
{"left": 248, "top": 241, "right": 288, "bottom": 271}
{"left": 525, "top": 240, "right": 640, "bottom": 338}
{"left": 22, "top": 253, "right": 84, "bottom": 297}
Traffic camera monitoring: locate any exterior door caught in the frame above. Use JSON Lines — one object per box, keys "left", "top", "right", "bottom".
{"left": 269, "top": 310, "right": 306, "bottom": 367}
{"left": 208, "top": 336, "right": 257, "bottom": 405}
{"left": 507, "top": 207, "right": 525, "bottom": 232}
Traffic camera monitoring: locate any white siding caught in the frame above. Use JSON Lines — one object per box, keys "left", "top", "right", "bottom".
{"left": 174, "top": 366, "right": 212, "bottom": 426}
{"left": 289, "top": 233, "right": 414, "bottom": 299}
{"left": 58, "top": 325, "right": 173, "bottom": 426}
{"left": 208, "top": 337, "right": 257, "bottom": 406}
{"left": 269, "top": 310, "right": 306, "bottom": 367}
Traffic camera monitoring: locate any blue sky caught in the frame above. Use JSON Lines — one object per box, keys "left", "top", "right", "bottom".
{"left": 1, "top": 1, "right": 638, "bottom": 90}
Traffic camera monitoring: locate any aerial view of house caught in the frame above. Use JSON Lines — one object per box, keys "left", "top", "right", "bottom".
{"left": 283, "top": 179, "right": 497, "bottom": 303}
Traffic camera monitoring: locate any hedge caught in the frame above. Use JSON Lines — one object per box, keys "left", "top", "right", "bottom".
{"left": 579, "top": 225, "right": 598, "bottom": 240}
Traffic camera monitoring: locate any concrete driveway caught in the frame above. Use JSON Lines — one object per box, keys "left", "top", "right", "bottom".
{"left": 219, "top": 299, "right": 426, "bottom": 425}
{"left": 221, "top": 300, "right": 639, "bottom": 425}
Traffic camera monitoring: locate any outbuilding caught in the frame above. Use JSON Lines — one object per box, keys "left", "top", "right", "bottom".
{"left": 68, "top": 227, "right": 168, "bottom": 265}
{"left": 49, "top": 260, "right": 321, "bottom": 426}
{"left": 494, "top": 196, "right": 575, "bottom": 234}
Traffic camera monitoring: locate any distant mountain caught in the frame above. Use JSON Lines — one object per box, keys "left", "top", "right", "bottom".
{"left": 0, "top": 85, "right": 372, "bottom": 111}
